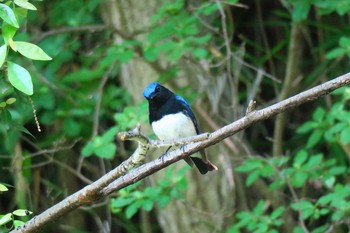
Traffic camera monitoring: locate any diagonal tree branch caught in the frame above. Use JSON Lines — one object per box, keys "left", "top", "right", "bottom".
{"left": 12, "top": 72, "right": 350, "bottom": 233}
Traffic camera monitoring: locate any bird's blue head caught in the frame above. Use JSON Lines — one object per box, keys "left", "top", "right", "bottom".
{"left": 143, "top": 82, "right": 160, "bottom": 100}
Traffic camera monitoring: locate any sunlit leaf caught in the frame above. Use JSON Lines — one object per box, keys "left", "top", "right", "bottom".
{"left": 14, "top": 41, "right": 52, "bottom": 60}
{"left": 0, "top": 183, "right": 8, "bottom": 191}
{"left": 7, "top": 61, "right": 33, "bottom": 95}
{"left": 12, "top": 209, "right": 32, "bottom": 217}
{"left": 2, "top": 22, "right": 17, "bottom": 45}
{"left": 14, "top": 0, "right": 37, "bottom": 10}
{"left": 0, "top": 44, "right": 7, "bottom": 68}
{"left": 0, "top": 213, "right": 12, "bottom": 226}
{"left": 0, "top": 3, "right": 19, "bottom": 28}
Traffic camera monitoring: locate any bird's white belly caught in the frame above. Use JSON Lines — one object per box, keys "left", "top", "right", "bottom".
{"left": 151, "top": 113, "right": 197, "bottom": 140}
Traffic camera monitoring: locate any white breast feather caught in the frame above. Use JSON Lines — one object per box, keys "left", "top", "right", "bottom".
{"left": 151, "top": 113, "right": 197, "bottom": 140}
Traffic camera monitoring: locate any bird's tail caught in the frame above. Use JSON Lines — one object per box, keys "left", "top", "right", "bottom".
{"left": 183, "top": 150, "right": 218, "bottom": 174}
{"left": 190, "top": 157, "right": 218, "bottom": 174}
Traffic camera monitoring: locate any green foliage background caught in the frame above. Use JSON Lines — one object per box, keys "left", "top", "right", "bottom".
{"left": 1, "top": 0, "right": 350, "bottom": 232}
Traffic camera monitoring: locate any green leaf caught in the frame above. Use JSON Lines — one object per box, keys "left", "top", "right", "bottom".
{"left": 292, "top": 0, "right": 311, "bottom": 21}
{"left": 312, "top": 107, "right": 326, "bottom": 122}
{"left": 246, "top": 169, "right": 260, "bottom": 186}
{"left": 340, "top": 127, "right": 350, "bottom": 144}
{"left": 5, "top": 97, "right": 16, "bottom": 105}
{"left": 142, "top": 199, "right": 154, "bottom": 211}
{"left": 311, "top": 225, "right": 330, "bottom": 233}
{"left": 157, "top": 195, "right": 170, "bottom": 208}
{"left": 0, "top": 213, "right": 12, "bottom": 226}
{"left": 102, "top": 126, "right": 118, "bottom": 142}
{"left": 7, "top": 61, "right": 33, "bottom": 95}
{"left": 0, "top": 183, "right": 8, "bottom": 191}
{"left": 271, "top": 206, "right": 285, "bottom": 219}
{"left": 253, "top": 200, "right": 265, "bottom": 215}
{"left": 296, "top": 121, "right": 316, "bottom": 134}
{"left": 326, "top": 47, "right": 345, "bottom": 59}
{"left": 291, "top": 171, "right": 308, "bottom": 187}
{"left": 0, "top": 3, "right": 19, "bottom": 28}
{"left": 14, "top": 41, "right": 52, "bottom": 60}
{"left": 192, "top": 48, "right": 208, "bottom": 58}
{"left": 327, "top": 166, "right": 347, "bottom": 176}
{"left": 82, "top": 141, "right": 93, "bottom": 157}
{"left": 0, "top": 44, "right": 6, "bottom": 68}
{"left": 260, "top": 164, "right": 275, "bottom": 177}
{"left": 12, "top": 209, "right": 32, "bottom": 216}
{"left": 125, "top": 202, "right": 140, "bottom": 219}
{"left": 14, "top": 0, "right": 37, "bottom": 10}
{"left": 236, "top": 159, "right": 262, "bottom": 172}
{"left": 2, "top": 22, "right": 18, "bottom": 44}
{"left": 13, "top": 220, "right": 25, "bottom": 228}
{"left": 294, "top": 150, "right": 308, "bottom": 167}
{"left": 291, "top": 201, "right": 314, "bottom": 219}
{"left": 306, "top": 129, "right": 323, "bottom": 148}
{"left": 95, "top": 143, "right": 116, "bottom": 159}
{"left": 110, "top": 197, "right": 134, "bottom": 208}
{"left": 305, "top": 154, "right": 323, "bottom": 168}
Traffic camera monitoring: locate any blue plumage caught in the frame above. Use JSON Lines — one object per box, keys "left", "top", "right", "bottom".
{"left": 143, "top": 82, "right": 218, "bottom": 174}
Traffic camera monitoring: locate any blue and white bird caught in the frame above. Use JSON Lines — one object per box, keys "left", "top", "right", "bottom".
{"left": 143, "top": 82, "right": 218, "bottom": 174}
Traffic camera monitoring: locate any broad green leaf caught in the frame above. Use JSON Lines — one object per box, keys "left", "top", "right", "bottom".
{"left": 125, "top": 202, "right": 140, "bottom": 219}
{"left": 0, "top": 3, "right": 19, "bottom": 28}
{"left": 271, "top": 206, "right": 285, "bottom": 219}
{"left": 13, "top": 220, "right": 25, "bottom": 228}
{"left": 246, "top": 169, "right": 260, "bottom": 186}
{"left": 326, "top": 47, "right": 345, "bottom": 59}
{"left": 312, "top": 107, "right": 325, "bottom": 122}
{"left": 291, "top": 201, "right": 314, "bottom": 219}
{"left": 292, "top": 0, "right": 311, "bottom": 21}
{"left": 7, "top": 61, "right": 33, "bottom": 95}
{"left": 296, "top": 121, "right": 316, "bottom": 134}
{"left": 12, "top": 209, "right": 32, "bottom": 216}
{"left": 102, "top": 126, "right": 118, "bottom": 142}
{"left": 305, "top": 154, "right": 323, "bottom": 168}
{"left": 236, "top": 159, "right": 262, "bottom": 172}
{"left": 253, "top": 200, "right": 265, "bottom": 215}
{"left": 306, "top": 129, "right": 323, "bottom": 148}
{"left": 294, "top": 150, "right": 308, "bottom": 167}
{"left": 14, "top": 0, "right": 37, "bottom": 10}
{"left": 340, "top": 127, "right": 350, "bottom": 144}
{"left": 2, "top": 22, "right": 17, "bottom": 44}
{"left": 110, "top": 197, "right": 134, "bottom": 208}
{"left": 291, "top": 171, "right": 308, "bottom": 187}
{"left": 0, "top": 102, "right": 6, "bottom": 109}
{"left": 142, "top": 199, "right": 154, "bottom": 211}
{"left": 157, "top": 195, "right": 170, "bottom": 208}
{"left": 0, "top": 183, "right": 8, "bottom": 191}
{"left": 260, "top": 164, "right": 275, "bottom": 177}
{"left": 6, "top": 97, "right": 16, "bottom": 105}
{"left": 0, "top": 213, "right": 12, "bottom": 226}
{"left": 0, "top": 44, "right": 7, "bottom": 68}
{"left": 82, "top": 141, "right": 93, "bottom": 157}
{"left": 14, "top": 41, "right": 52, "bottom": 60}
{"left": 95, "top": 143, "right": 116, "bottom": 159}
{"left": 192, "top": 48, "right": 208, "bottom": 58}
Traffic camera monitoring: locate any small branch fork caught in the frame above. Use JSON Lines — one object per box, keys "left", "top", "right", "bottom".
{"left": 12, "top": 72, "right": 350, "bottom": 233}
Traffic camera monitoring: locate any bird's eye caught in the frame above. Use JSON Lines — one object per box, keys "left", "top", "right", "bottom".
{"left": 156, "top": 86, "right": 161, "bottom": 91}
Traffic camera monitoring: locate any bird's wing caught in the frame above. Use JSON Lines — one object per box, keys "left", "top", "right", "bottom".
{"left": 176, "top": 95, "right": 201, "bottom": 134}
